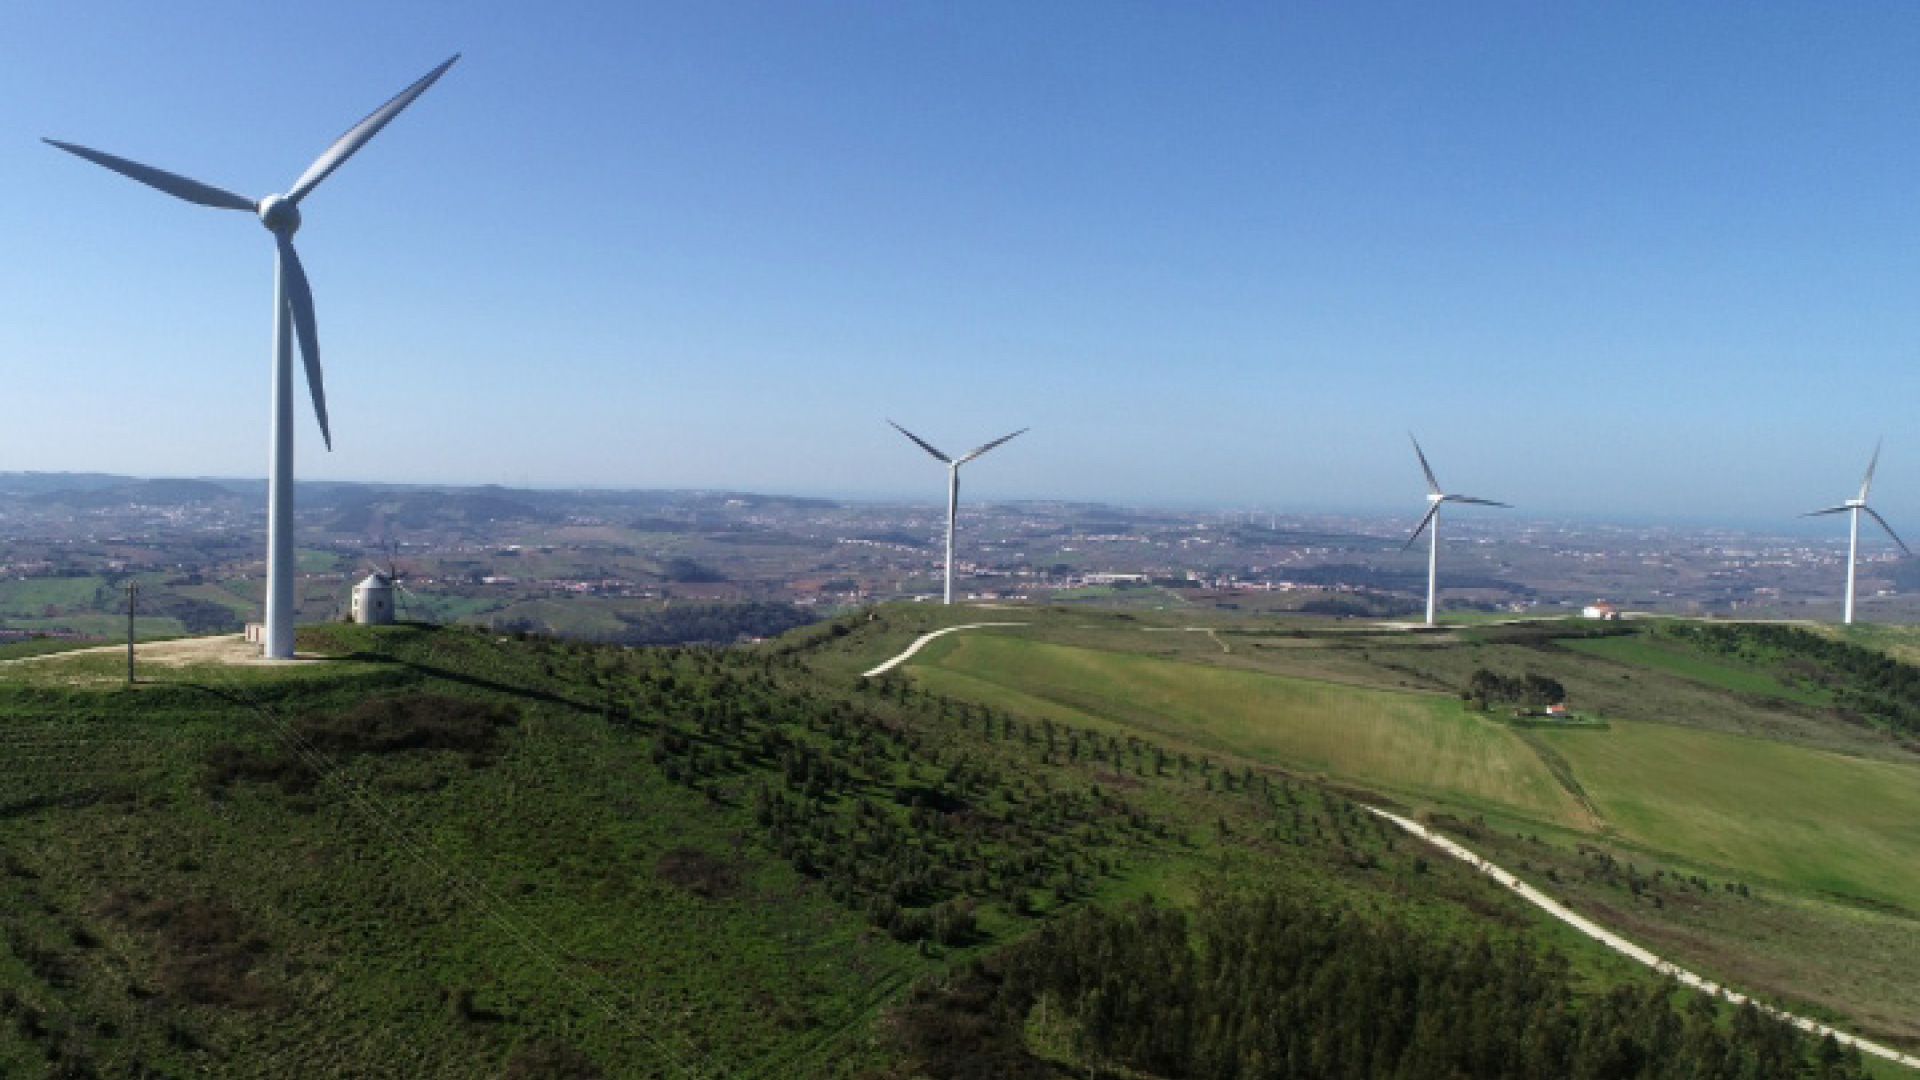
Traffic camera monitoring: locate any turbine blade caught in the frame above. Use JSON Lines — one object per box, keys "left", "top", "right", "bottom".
{"left": 1861, "top": 440, "right": 1883, "bottom": 502}
{"left": 957, "top": 427, "right": 1028, "bottom": 465}
{"left": 277, "top": 235, "right": 331, "bottom": 450}
{"left": 42, "top": 139, "right": 256, "bottom": 212}
{"left": 1403, "top": 502, "right": 1441, "bottom": 550}
{"left": 888, "top": 420, "right": 950, "bottom": 463}
{"left": 1409, "top": 433, "right": 1441, "bottom": 495}
{"left": 1864, "top": 506, "right": 1912, "bottom": 556}
{"left": 287, "top": 54, "right": 460, "bottom": 204}
{"left": 1802, "top": 505, "right": 1852, "bottom": 517}
{"left": 1447, "top": 495, "right": 1511, "bottom": 508}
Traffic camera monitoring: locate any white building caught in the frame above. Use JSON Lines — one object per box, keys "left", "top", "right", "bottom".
{"left": 352, "top": 572, "right": 397, "bottom": 625}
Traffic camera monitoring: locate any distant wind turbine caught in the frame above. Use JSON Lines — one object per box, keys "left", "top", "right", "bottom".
{"left": 1403, "top": 434, "right": 1509, "bottom": 627}
{"left": 889, "top": 421, "right": 1026, "bottom": 605}
{"left": 1803, "top": 441, "right": 1910, "bottom": 625}
{"left": 46, "top": 56, "right": 459, "bottom": 658}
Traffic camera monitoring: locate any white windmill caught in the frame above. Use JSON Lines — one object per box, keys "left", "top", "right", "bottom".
{"left": 1804, "top": 442, "right": 1911, "bottom": 625}
{"left": 889, "top": 421, "right": 1026, "bottom": 605}
{"left": 46, "top": 56, "right": 459, "bottom": 658}
{"left": 351, "top": 540, "right": 419, "bottom": 626}
{"left": 1403, "top": 434, "right": 1509, "bottom": 627}
{"left": 351, "top": 571, "right": 398, "bottom": 626}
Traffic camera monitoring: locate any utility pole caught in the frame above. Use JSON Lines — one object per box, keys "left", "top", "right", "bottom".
{"left": 125, "top": 581, "right": 137, "bottom": 686}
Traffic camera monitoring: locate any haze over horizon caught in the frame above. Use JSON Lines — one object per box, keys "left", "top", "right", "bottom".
{"left": 8, "top": 3, "right": 1920, "bottom": 522}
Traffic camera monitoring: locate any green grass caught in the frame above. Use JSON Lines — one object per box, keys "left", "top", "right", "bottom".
{"left": 909, "top": 626, "right": 1920, "bottom": 913}
{"left": 0, "top": 637, "right": 109, "bottom": 660}
{"left": 1, "top": 615, "right": 1907, "bottom": 1075}
{"left": 1432, "top": 609, "right": 1564, "bottom": 625}
{"left": 176, "top": 581, "right": 264, "bottom": 617}
{"left": 0, "top": 575, "right": 107, "bottom": 617}
{"left": 911, "top": 633, "right": 1593, "bottom": 827}
{"left": 0, "top": 613, "right": 186, "bottom": 639}
{"left": 295, "top": 548, "right": 340, "bottom": 573}
{"left": 488, "top": 597, "right": 629, "bottom": 638}
{"left": 1539, "top": 719, "right": 1920, "bottom": 910}
{"left": 1560, "top": 632, "right": 1832, "bottom": 705}
{"left": 888, "top": 618, "right": 1920, "bottom": 1062}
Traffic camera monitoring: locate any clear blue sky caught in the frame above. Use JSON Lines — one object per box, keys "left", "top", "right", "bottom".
{"left": 6, "top": 2, "right": 1920, "bottom": 523}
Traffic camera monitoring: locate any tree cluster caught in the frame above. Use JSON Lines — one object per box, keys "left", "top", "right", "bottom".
{"left": 1666, "top": 622, "right": 1920, "bottom": 738}
{"left": 893, "top": 894, "right": 1870, "bottom": 1080}
{"left": 612, "top": 600, "right": 818, "bottom": 646}
{"left": 1464, "top": 668, "right": 1566, "bottom": 711}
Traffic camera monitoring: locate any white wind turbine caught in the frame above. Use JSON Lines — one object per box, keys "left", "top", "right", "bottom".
{"left": 46, "top": 56, "right": 459, "bottom": 658}
{"left": 1403, "top": 434, "right": 1509, "bottom": 627}
{"left": 889, "top": 421, "right": 1026, "bottom": 605}
{"left": 1804, "top": 441, "right": 1910, "bottom": 625}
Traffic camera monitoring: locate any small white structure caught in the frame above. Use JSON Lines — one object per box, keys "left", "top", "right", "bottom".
{"left": 1582, "top": 602, "right": 1619, "bottom": 620}
{"left": 352, "top": 572, "right": 397, "bottom": 625}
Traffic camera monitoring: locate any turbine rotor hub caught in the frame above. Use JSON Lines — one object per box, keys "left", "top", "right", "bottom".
{"left": 257, "top": 194, "right": 300, "bottom": 236}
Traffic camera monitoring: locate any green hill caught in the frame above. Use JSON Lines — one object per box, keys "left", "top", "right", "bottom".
{"left": 894, "top": 609, "right": 1920, "bottom": 1061}
{"left": 0, "top": 616, "right": 1903, "bottom": 1077}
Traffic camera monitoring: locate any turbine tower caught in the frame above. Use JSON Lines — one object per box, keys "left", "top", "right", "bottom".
{"left": 47, "top": 56, "right": 459, "bottom": 658}
{"left": 1403, "top": 434, "right": 1509, "bottom": 627}
{"left": 1804, "top": 441, "right": 1910, "bottom": 625}
{"left": 889, "top": 421, "right": 1026, "bottom": 605}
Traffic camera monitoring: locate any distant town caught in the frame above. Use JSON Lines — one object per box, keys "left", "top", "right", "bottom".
{"left": 0, "top": 471, "right": 1911, "bottom": 644}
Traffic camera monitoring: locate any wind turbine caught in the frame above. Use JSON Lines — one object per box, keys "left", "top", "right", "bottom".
{"left": 889, "top": 421, "right": 1026, "bottom": 605}
{"left": 46, "top": 56, "right": 459, "bottom": 658}
{"left": 1403, "top": 434, "right": 1509, "bottom": 627}
{"left": 1804, "top": 441, "right": 1910, "bottom": 625}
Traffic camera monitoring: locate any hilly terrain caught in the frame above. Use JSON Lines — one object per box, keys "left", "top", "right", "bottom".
{"left": 880, "top": 609, "right": 1920, "bottom": 1060}
{"left": 0, "top": 611, "right": 1908, "bottom": 1077}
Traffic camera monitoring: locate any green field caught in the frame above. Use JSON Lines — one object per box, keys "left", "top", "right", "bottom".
{"left": 909, "top": 628, "right": 1920, "bottom": 911}
{"left": 0, "top": 610, "right": 1904, "bottom": 1076}
{"left": 1540, "top": 719, "right": 1920, "bottom": 908}
{"left": 1560, "top": 632, "right": 1832, "bottom": 705}
{"left": 913, "top": 633, "right": 1592, "bottom": 826}
{"left": 0, "top": 613, "right": 185, "bottom": 639}
{"left": 897, "top": 616, "right": 1920, "bottom": 1055}
{"left": 0, "top": 575, "right": 107, "bottom": 617}
{"left": 0, "top": 620, "right": 1626, "bottom": 1077}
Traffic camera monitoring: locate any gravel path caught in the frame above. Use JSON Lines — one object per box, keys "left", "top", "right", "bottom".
{"left": 860, "top": 622, "right": 1028, "bottom": 677}
{"left": 1371, "top": 808, "right": 1920, "bottom": 1070}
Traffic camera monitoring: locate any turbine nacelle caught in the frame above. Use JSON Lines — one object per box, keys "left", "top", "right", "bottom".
{"left": 257, "top": 194, "right": 301, "bottom": 236}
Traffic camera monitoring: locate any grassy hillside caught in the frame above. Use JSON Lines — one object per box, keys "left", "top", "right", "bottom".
{"left": 893, "top": 610, "right": 1920, "bottom": 1057}
{"left": 0, "top": 615, "right": 1900, "bottom": 1077}
{"left": 910, "top": 633, "right": 1592, "bottom": 827}
{"left": 1541, "top": 719, "right": 1920, "bottom": 906}
{"left": 0, "top": 621, "right": 1539, "bottom": 1077}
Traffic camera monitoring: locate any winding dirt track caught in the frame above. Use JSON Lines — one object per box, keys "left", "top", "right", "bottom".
{"left": 864, "top": 622, "right": 1920, "bottom": 1072}
{"left": 859, "top": 622, "right": 1028, "bottom": 677}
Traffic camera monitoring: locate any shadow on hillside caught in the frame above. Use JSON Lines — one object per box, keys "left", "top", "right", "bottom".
{"left": 174, "top": 655, "right": 588, "bottom": 727}
{"left": 336, "top": 651, "right": 602, "bottom": 716}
